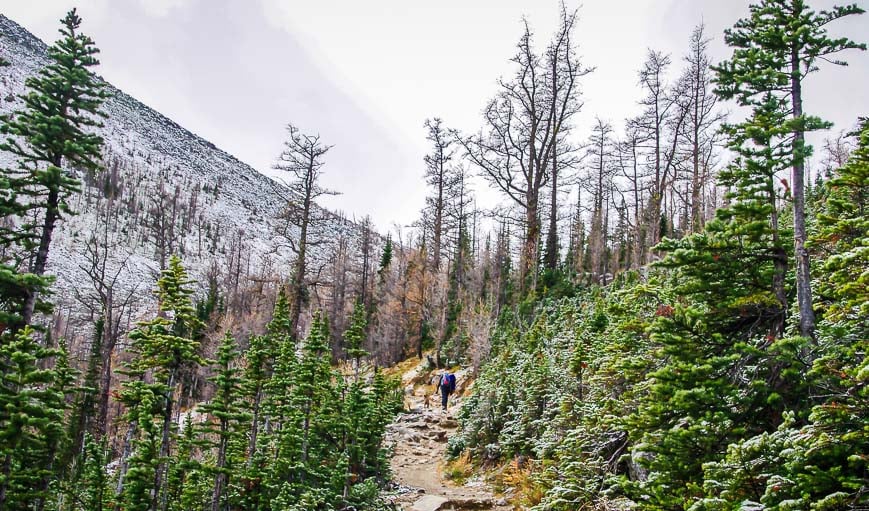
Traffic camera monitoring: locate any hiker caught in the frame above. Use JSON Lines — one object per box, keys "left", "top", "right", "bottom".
{"left": 435, "top": 370, "right": 457, "bottom": 410}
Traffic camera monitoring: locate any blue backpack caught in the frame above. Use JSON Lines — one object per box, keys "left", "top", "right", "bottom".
{"left": 447, "top": 373, "right": 457, "bottom": 393}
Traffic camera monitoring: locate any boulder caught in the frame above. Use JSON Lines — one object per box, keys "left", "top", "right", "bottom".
{"left": 411, "top": 494, "right": 449, "bottom": 511}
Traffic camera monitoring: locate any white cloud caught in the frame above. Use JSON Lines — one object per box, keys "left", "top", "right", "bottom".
{"left": 135, "top": 0, "right": 189, "bottom": 18}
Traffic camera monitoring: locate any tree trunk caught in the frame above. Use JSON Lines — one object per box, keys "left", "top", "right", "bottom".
{"left": 522, "top": 191, "right": 540, "bottom": 292}
{"left": 790, "top": 43, "right": 815, "bottom": 339}
{"left": 114, "top": 422, "right": 137, "bottom": 500}
{"left": 0, "top": 452, "right": 13, "bottom": 508}
{"left": 433, "top": 167, "right": 444, "bottom": 271}
{"left": 247, "top": 389, "right": 262, "bottom": 467}
{"left": 211, "top": 419, "right": 228, "bottom": 511}
{"left": 290, "top": 196, "right": 310, "bottom": 339}
{"left": 545, "top": 150, "right": 559, "bottom": 271}
{"left": 152, "top": 369, "right": 177, "bottom": 511}
{"left": 22, "top": 186, "right": 60, "bottom": 326}
{"left": 768, "top": 180, "right": 788, "bottom": 337}
{"left": 96, "top": 300, "right": 118, "bottom": 438}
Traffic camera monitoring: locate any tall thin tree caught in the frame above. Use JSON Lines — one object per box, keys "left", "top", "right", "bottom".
{"left": 714, "top": 0, "right": 865, "bottom": 338}
{"left": 0, "top": 9, "right": 107, "bottom": 327}
{"left": 272, "top": 124, "right": 337, "bottom": 339}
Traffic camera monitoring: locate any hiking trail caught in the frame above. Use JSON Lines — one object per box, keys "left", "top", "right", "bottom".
{"left": 383, "top": 360, "right": 512, "bottom": 511}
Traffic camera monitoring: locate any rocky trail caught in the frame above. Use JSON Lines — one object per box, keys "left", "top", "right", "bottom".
{"left": 382, "top": 362, "right": 511, "bottom": 511}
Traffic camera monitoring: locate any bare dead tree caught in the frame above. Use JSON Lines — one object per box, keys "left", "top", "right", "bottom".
{"left": 423, "top": 118, "right": 460, "bottom": 272}
{"left": 630, "top": 49, "right": 689, "bottom": 256}
{"left": 271, "top": 124, "right": 338, "bottom": 339}
{"left": 461, "top": 6, "right": 590, "bottom": 293}
{"left": 675, "top": 24, "right": 725, "bottom": 232}
{"left": 582, "top": 118, "right": 615, "bottom": 279}
{"left": 72, "top": 195, "right": 141, "bottom": 441}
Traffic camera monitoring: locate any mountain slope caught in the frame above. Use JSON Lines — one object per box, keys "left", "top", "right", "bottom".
{"left": 0, "top": 14, "right": 366, "bottom": 344}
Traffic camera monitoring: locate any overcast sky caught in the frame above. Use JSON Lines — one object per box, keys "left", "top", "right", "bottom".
{"left": 5, "top": 0, "right": 868, "bottom": 230}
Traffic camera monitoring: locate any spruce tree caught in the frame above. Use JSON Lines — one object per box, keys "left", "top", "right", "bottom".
{"left": 343, "top": 300, "right": 368, "bottom": 382}
{"left": 0, "top": 327, "right": 74, "bottom": 510}
{"left": 378, "top": 234, "right": 393, "bottom": 281}
{"left": 0, "top": 9, "right": 107, "bottom": 326}
{"left": 198, "top": 333, "right": 249, "bottom": 511}
{"left": 73, "top": 435, "right": 112, "bottom": 511}
{"left": 292, "top": 312, "right": 338, "bottom": 493}
{"left": 119, "top": 255, "right": 204, "bottom": 510}
{"left": 713, "top": 0, "right": 865, "bottom": 338}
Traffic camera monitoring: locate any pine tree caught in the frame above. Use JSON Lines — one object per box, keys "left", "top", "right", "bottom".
{"left": 378, "top": 234, "right": 393, "bottom": 282}
{"left": 713, "top": 0, "right": 865, "bottom": 338}
{"left": 73, "top": 435, "right": 112, "bottom": 511}
{"left": 0, "top": 9, "right": 107, "bottom": 327}
{"left": 343, "top": 300, "right": 368, "bottom": 382}
{"left": 198, "top": 333, "right": 249, "bottom": 511}
{"left": 293, "top": 312, "right": 335, "bottom": 482}
{"left": 0, "top": 327, "right": 74, "bottom": 510}
{"left": 118, "top": 255, "right": 204, "bottom": 509}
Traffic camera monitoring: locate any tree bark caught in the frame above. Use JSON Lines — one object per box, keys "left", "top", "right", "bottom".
{"left": 22, "top": 186, "right": 60, "bottom": 326}
{"left": 790, "top": 42, "right": 815, "bottom": 338}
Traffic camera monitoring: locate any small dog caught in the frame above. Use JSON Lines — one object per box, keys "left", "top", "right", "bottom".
{"left": 422, "top": 393, "right": 431, "bottom": 409}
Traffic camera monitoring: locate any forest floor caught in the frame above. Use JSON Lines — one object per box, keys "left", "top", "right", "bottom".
{"left": 382, "top": 359, "right": 512, "bottom": 511}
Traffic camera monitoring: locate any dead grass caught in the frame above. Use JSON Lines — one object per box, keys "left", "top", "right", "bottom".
{"left": 382, "top": 353, "right": 426, "bottom": 379}
{"left": 442, "top": 451, "right": 474, "bottom": 486}
{"left": 494, "top": 458, "right": 545, "bottom": 509}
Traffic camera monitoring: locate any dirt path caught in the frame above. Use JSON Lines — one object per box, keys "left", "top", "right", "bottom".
{"left": 383, "top": 364, "right": 511, "bottom": 511}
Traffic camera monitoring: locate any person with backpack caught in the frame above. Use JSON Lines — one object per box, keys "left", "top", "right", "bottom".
{"left": 435, "top": 370, "right": 457, "bottom": 411}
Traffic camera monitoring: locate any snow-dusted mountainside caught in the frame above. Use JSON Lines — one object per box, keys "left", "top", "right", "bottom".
{"left": 0, "top": 15, "right": 367, "bottom": 340}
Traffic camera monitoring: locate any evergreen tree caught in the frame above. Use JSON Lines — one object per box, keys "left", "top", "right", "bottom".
{"left": 236, "top": 292, "right": 294, "bottom": 508}
{"left": 713, "top": 0, "right": 865, "bottom": 338}
{"left": 71, "top": 435, "right": 112, "bottom": 511}
{"left": 198, "top": 333, "right": 249, "bottom": 511}
{"left": 813, "top": 119, "right": 869, "bottom": 323}
{"left": 0, "top": 327, "right": 74, "bottom": 510}
{"left": 292, "top": 312, "right": 335, "bottom": 484}
{"left": 261, "top": 331, "right": 301, "bottom": 505}
{"left": 698, "top": 119, "right": 869, "bottom": 510}
{"left": 236, "top": 334, "right": 273, "bottom": 509}
{"left": 0, "top": 9, "right": 107, "bottom": 327}
{"left": 166, "top": 414, "right": 210, "bottom": 511}
{"left": 378, "top": 234, "right": 393, "bottom": 282}
{"left": 343, "top": 300, "right": 368, "bottom": 382}
{"left": 622, "top": 97, "right": 813, "bottom": 506}
{"left": 118, "top": 256, "right": 204, "bottom": 510}
{"left": 116, "top": 380, "right": 162, "bottom": 511}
